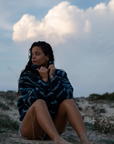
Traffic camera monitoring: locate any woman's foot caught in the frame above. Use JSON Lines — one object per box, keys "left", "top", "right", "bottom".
{"left": 80, "top": 133, "right": 91, "bottom": 144}
{"left": 54, "top": 136, "right": 72, "bottom": 144}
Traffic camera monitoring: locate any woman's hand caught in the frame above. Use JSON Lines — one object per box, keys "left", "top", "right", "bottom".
{"left": 37, "top": 66, "right": 48, "bottom": 82}
{"left": 48, "top": 64, "right": 56, "bottom": 79}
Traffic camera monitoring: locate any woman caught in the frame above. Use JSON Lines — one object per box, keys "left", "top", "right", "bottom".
{"left": 17, "top": 41, "right": 90, "bottom": 144}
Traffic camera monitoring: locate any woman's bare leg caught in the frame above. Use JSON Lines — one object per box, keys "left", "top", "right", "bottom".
{"left": 57, "top": 99, "right": 90, "bottom": 144}
{"left": 46, "top": 99, "right": 90, "bottom": 143}
{"left": 21, "top": 99, "right": 59, "bottom": 140}
{"left": 44, "top": 99, "right": 90, "bottom": 143}
{"left": 20, "top": 99, "right": 71, "bottom": 143}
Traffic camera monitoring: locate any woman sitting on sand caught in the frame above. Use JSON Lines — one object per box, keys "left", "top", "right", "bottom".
{"left": 17, "top": 41, "right": 90, "bottom": 144}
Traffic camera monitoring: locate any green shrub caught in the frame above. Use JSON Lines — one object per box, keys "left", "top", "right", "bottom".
{"left": 89, "top": 92, "right": 114, "bottom": 101}
{"left": 94, "top": 116, "right": 114, "bottom": 134}
{"left": 78, "top": 107, "right": 83, "bottom": 111}
{"left": 84, "top": 122, "right": 97, "bottom": 131}
{"left": 99, "top": 108, "right": 106, "bottom": 113}
{"left": 0, "top": 102, "right": 10, "bottom": 110}
{"left": 0, "top": 113, "right": 19, "bottom": 133}
{"left": 5, "top": 93, "right": 15, "bottom": 101}
{"left": 0, "top": 90, "right": 17, "bottom": 101}
{"left": 99, "top": 139, "right": 114, "bottom": 144}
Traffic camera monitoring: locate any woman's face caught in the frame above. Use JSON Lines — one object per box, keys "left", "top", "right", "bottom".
{"left": 31, "top": 46, "right": 49, "bottom": 67}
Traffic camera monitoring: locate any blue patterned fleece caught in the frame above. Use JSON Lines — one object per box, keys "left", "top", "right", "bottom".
{"left": 17, "top": 65, "right": 73, "bottom": 121}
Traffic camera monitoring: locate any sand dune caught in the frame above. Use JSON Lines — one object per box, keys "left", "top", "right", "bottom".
{"left": 0, "top": 91, "right": 114, "bottom": 144}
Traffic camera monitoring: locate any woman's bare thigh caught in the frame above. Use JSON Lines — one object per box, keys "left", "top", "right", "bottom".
{"left": 53, "top": 99, "right": 69, "bottom": 134}
{"left": 20, "top": 103, "right": 44, "bottom": 140}
{"left": 45, "top": 99, "right": 69, "bottom": 140}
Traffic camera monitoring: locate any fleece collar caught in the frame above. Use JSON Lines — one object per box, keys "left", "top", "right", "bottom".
{"left": 31, "top": 61, "right": 53, "bottom": 71}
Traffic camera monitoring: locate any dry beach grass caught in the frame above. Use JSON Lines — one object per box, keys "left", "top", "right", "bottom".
{"left": 0, "top": 90, "right": 114, "bottom": 144}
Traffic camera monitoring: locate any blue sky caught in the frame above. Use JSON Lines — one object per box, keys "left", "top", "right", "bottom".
{"left": 0, "top": 0, "right": 114, "bottom": 97}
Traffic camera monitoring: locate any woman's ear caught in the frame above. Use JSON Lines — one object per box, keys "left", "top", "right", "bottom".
{"left": 46, "top": 55, "right": 49, "bottom": 61}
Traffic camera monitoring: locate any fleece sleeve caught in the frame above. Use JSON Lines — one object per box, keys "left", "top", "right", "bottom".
{"left": 50, "top": 70, "right": 73, "bottom": 104}
{"left": 19, "top": 71, "right": 49, "bottom": 107}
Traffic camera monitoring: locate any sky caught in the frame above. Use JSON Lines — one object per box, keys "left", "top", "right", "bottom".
{"left": 0, "top": 0, "right": 114, "bottom": 97}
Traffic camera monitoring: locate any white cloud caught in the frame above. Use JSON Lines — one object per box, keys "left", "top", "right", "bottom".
{"left": 84, "top": 20, "right": 91, "bottom": 33}
{"left": 108, "top": 0, "right": 114, "bottom": 11}
{"left": 12, "top": 1, "right": 78, "bottom": 45}
{"left": 12, "top": 0, "right": 114, "bottom": 46}
{"left": 94, "top": 3, "right": 106, "bottom": 10}
{"left": 13, "top": 14, "right": 40, "bottom": 41}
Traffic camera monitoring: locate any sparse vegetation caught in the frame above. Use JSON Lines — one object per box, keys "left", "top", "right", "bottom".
{"left": 0, "top": 113, "right": 19, "bottom": 133}
{"left": 99, "top": 139, "right": 114, "bottom": 144}
{"left": 85, "top": 122, "right": 96, "bottom": 130}
{"left": 89, "top": 92, "right": 114, "bottom": 101}
{"left": 78, "top": 107, "right": 83, "bottom": 111}
{"left": 0, "top": 102, "right": 10, "bottom": 110}
{"left": 91, "top": 105, "right": 95, "bottom": 110}
{"left": 0, "top": 90, "right": 17, "bottom": 100}
{"left": 65, "top": 134, "right": 80, "bottom": 143}
{"left": 110, "top": 104, "right": 114, "bottom": 108}
{"left": 94, "top": 115, "right": 114, "bottom": 134}
{"left": 99, "top": 108, "right": 106, "bottom": 113}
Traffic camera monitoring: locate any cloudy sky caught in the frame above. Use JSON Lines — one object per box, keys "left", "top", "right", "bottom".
{"left": 0, "top": 0, "right": 114, "bottom": 97}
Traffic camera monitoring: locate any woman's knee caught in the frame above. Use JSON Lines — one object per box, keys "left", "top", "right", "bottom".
{"left": 61, "top": 99, "right": 75, "bottom": 108}
{"left": 32, "top": 99, "right": 46, "bottom": 108}
{"left": 28, "top": 99, "right": 46, "bottom": 115}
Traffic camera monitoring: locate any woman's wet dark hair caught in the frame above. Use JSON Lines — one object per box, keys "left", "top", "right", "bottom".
{"left": 18, "top": 41, "right": 54, "bottom": 94}
{"left": 29, "top": 41, "right": 54, "bottom": 64}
